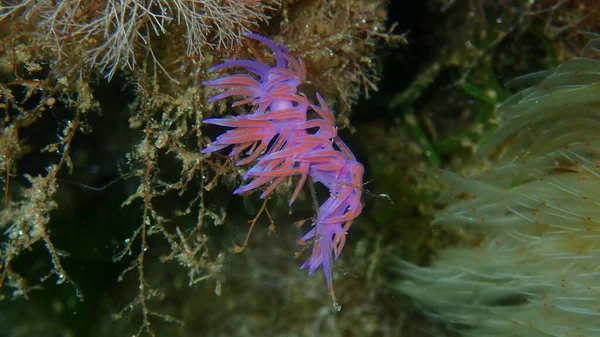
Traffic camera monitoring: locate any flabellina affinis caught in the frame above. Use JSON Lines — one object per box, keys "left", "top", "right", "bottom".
{"left": 202, "top": 33, "right": 364, "bottom": 295}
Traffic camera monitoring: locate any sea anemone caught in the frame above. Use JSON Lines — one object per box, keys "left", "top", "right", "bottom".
{"left": 393, "top": 39, "right": 600, "bottom": 336}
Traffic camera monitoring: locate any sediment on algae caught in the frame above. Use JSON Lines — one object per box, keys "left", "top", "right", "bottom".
{"left": 0, "top": 0, "right": 400, "bottom": 335}
{"left": 393, "top": 39, "right": 600, "bottom": 337}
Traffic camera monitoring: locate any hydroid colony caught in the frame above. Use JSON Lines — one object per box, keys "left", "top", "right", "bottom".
{"left": 395, "top": 40, "right": 600, "bottom": 337}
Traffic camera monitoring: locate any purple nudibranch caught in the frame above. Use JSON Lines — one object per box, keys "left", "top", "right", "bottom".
{"left": 202, "top": 33, "right": 364, "bottom": 293}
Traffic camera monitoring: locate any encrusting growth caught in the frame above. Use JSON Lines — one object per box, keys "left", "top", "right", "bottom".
{"left": 202, "top": 33, "right": 364, "bottom": 296}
